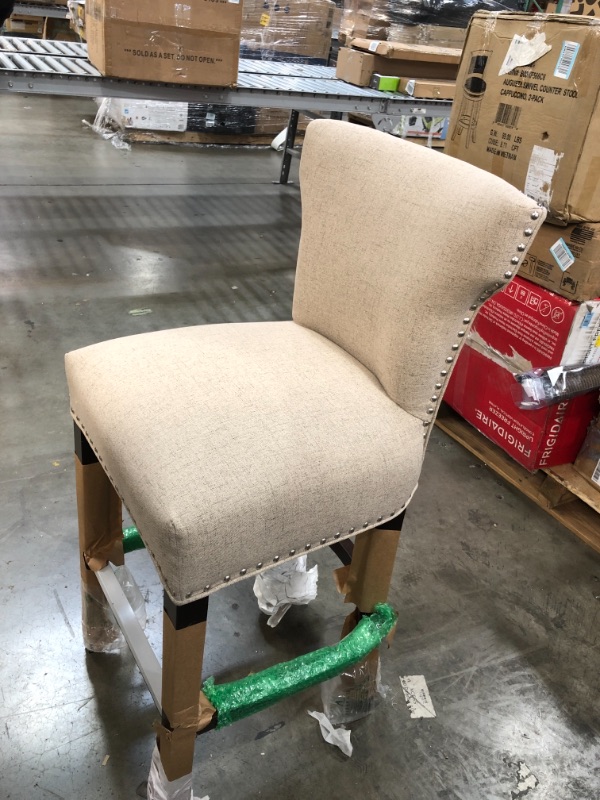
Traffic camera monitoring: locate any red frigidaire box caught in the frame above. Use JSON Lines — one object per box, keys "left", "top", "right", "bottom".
{"left": 445, "top": 276, "right": 600, "bottom": 470}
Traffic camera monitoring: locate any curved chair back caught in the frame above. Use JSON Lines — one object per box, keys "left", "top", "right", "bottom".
{"left": 293, "top": 120, "right": 545, "bottom": 422}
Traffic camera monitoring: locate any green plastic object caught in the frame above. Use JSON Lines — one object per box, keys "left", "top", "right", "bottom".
{"left": 122, "top": 526, "right": 145, "bottom": 554}
{"left": 203, "top": 602, "right": 398, "bottom": 728}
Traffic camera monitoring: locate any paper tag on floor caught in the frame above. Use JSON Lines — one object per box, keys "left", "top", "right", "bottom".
{"left": 400, "top": 676, "right": 436, "bottom": 719}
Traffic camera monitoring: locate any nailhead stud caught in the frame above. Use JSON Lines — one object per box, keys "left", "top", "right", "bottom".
{"left": 334, "top": 532, "right": 341, "bottom": 539}
{"left": 435, "top": 382, "right": 442, "bottom": 389}
{"left": 517, "top": 243, "right": 526, "bottom": 252}
{"left": 470, "top": 304, "right": 478, "bottom": 311}
{"left": 204, "top": 585, "right": 210, "bottom": 592}
{"left": 441, "top": 369, "right": 448, "bottom": 376}
{"left": 320, "top": 537, "right": 327, "bottom": 544}
{"left": 452, "top": 344, "right": 459, "bottom": 350}
{"left": 305, "top": 543, "right": 312, "bottom": 550}
{"left": 458, "top": 331, "right": 465, "bottom": 337}
{"left": 256, "top": 562, "right": 263, "bottom": 569}
{"left": 446, "top": 356, "right": 454, "bottom": 363}
{"left": 224, "top": 575, "right": 231, "bottom": 582}
{"left": 289, "top": 549, "right": 296, "bottom": 556}
{"left": 531, "top": 210, "right": 540, "bottom": 220}
{"left": 377, "top": 516, "right": 383, "bottom": 522}
{"left": 427, "top": 407, "right": 435, "bottom": 413}
{"left": 273, "top": 555, "right": 280, "bottom": 562}
{"left": 431, "top": 395, "right": 438, "bottom": 402}
{"left": 240, "top": 568, "right": 247, "bottom": 576}
{"left": 463, "top": 317, "right": 471, "bottom": 324}
{"left": 423, "top": 420, "right": 431, "bottom": 426}
{"left": 349, "top": 527, "right": 355, "bottom": 533}
{"left": 524, "top": 227, "right": 533, "bottom": 236}
{"left": 504, "top": 271, "right": 513, "bottom": 279}
{"left": 511, "top": 256, "right": 519, "bottom": 265}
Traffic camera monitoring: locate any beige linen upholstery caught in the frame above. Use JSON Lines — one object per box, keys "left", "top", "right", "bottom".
{"left": 293, "top": 121, "right": 545, "bottom": 420}
{"left": 67, "top": 322, "right": 424, "bottom": 602}
{"left": 65, "top": 119, "right": 545, "bottom": 605}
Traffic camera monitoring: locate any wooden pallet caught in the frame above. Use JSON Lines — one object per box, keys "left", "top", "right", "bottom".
{"left": 125, "top": 130, "right": 304, "bottom": 147}
{"left": 435, "top": 404, "right": 600, "bottom": 554}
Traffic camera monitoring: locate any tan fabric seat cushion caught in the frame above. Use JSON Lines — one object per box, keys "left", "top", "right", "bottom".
{"left": 66, "top": 321, "right": 424, "bottom": 604}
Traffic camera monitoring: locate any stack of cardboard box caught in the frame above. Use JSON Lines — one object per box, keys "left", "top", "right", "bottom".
{"left": 443, "top": 11, "right": 600, "bottom": 470}
{"left": 336, "top": 38, "right": 460, "bottom": 144}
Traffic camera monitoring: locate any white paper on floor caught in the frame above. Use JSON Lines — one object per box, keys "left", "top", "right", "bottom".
{"left": 399, "top": 675, "right": 436, "bottom": 719}
{"left": 253, "top": 556, "right": 318, "bottom": 627}
{"left": 307, "top": 710, "right": 353, "bottom": 757}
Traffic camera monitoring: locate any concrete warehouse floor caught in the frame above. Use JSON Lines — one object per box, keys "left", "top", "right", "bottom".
{"left": 1, "top": 95, "right": 599, "bottom": 800}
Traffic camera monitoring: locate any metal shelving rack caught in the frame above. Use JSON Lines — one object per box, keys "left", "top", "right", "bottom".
{"left": 0, "top": 36, "right": 454, "bottom": 182}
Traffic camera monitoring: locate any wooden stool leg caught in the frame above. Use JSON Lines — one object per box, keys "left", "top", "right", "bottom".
{"left": 332, "top": 518, "right": 404, "bottom": 716}
{"left": 344, "top": 523, "right": 402, "bottom": 614}
{"left": 157, "top": 595, "right": 208, "bottom": 782}
{"left": 74, "top": 423, "right": 123, "bottom": 651}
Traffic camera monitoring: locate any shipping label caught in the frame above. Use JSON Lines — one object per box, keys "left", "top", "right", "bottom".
{"left": 549, "top": 238, "right": 575, "bottom": 271}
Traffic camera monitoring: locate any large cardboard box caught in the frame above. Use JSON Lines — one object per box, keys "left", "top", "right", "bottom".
{"left": 242, "top": 0, "right": 334, "bottom": 63}
{"left": 336, "top": 43, "right": 460, "bottom": 86}
{"left": 445, "top": 276, "right": 600, "bottom": 469}
{"left": 86, "top": 0, "right": 242, "bottom": 86}
{"left": 573, "top": 414, "right": 600, "bottom": 489}
{"left": 519, "top": 222, "right": 600, "bottom": 302}
{"left": 5, "top": 15, "right": 45, "bottom": 35}
{"left": 445, "top": 12, "right": 600, "bottom": 224}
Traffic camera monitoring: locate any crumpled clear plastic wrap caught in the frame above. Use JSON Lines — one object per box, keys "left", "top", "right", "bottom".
{"left": 147, "top": 745, "right": 208, "bottom": 800}
{"left": 513, "top": 363, "right": 600, "bottom": 410}
{"left": 321, "top": 649, "right": 387, "bottom": 724}
{"left": 203, "top": 603, "right": 397, "bottom": 728}
{"left": 340, "top": 0, "right": 522, "bottom": 42}
{"left": 253, "top": 555, "right": 318, "bottom": 628}
{"left": 82, "top": 565, "right": 146, "bottom": 653}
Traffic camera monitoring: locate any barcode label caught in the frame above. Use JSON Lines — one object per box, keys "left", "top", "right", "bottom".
{"left": 582, "top": 311, "right": 594, "bottom": 329}
{"left": 368, "top": 41, "right": 381, "bottom": 53}
{"left": 205, "top": 112, "right": 216, "bottom": 127}
{"left": 592, "top": 458, "right": 600, "bottom": 486}
{"left": 495, "top": 102, "right": 521, "bottom": 129}
{"left": 554, "top": 41, "right": 580, "bottom": 80}
{"left": 549, "top": 238, "right": 575, "bottom": 272}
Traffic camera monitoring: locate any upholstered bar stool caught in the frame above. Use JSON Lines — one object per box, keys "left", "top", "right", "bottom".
{"left": 65, "top": 120, "right": 545, "bottom": 797}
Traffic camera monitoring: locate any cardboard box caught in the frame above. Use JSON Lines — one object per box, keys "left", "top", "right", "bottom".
{"left": 86, "top": 0, "right": 242, "bottom": 86}
{"left": 397, "top": 77, "right": 456, "bottom": 100}
{"left": 519, "top": 222, "right": 600, "bottom": 301}
{"left": 107, "top": 99, "right": 188, "bottom": 132}
{"left": 68, "top": 0, "right": 86, "bottom": 39}
{"left": 445, "top": 12, "right": 600, "bottom": 224}
{"left": 351, "top": 37, "right": 461, "bottom": 63}
{"left": 388, "top": 23, "right": 467, "bottom": 49}
{"left": 241, "top": 0, "right": 334, "bottom": 62}
{"left": 547, "top": 0, "right": 600, "bottom": 14}
{"left": 5, "top": 15, "right": 45, "bottom": 35}
{"left": 573, "top": 415, "right": 600, "bottom": 488}
{"left": 44, "top": 17, "right": 79, "bottom": 41}
{"left": 336, "top": 44, "right": 459, "bottom": 86}
{"left": 444, "top": 276, "right": 600, "bottom": 469}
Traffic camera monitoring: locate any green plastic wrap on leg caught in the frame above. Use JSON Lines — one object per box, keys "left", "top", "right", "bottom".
{"left": 122, "top": 526, "right": 145, "bottom": 554}
{"left": 203, "top": 602, "right": 397, "bottom": 728}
